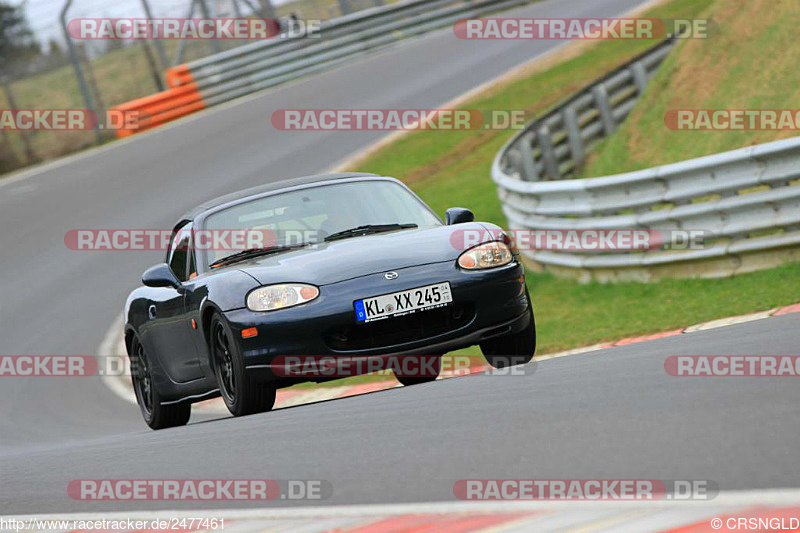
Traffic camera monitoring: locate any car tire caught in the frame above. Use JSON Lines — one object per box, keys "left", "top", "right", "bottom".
{"left": 210, "top": 313, "right": 276, "bottom": 417}
{"left": 480, "top": 292, "right": 536, "bottom": 369}
{"left": 394, "top": 355, "right": 442, "bottom": 386}
{"left": 129, "top": 333, "right": 191, "bottom": 430}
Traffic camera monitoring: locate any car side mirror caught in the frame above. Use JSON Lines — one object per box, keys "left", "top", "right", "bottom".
{"left": 142, "top": 263, "right": 181, "bottom": 289}
{"left": 445, "top": 207, "right": 475, "bottom": 225}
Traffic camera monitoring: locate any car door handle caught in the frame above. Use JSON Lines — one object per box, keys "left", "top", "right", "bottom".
{"left": 148, "top": 305, "right": 157, "bottom": 320}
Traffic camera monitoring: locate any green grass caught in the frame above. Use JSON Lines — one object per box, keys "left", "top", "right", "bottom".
{"left": 581, "top": 0, "right": 800, "bottom": 176}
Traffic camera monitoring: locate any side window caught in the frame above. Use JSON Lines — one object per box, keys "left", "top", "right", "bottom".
{"left": 188, "top": 245, "right": 198, "bottom": 281}
{"left": 167, "top": 223, "right": 193, "bottom": 283}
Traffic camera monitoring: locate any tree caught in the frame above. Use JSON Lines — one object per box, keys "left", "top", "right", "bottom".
{"left": 0, "top": 2, "right": 40, "bottom": 76}
{"left": 0, "top": 3, "right": 39, "bottom": 170}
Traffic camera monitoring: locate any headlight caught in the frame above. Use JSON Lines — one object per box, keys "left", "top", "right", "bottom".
{"left": 458, "top": 241, "right": 513, "bottom": 270}
{"left": 246, "top": 284, "right": 320, "bottom": 312}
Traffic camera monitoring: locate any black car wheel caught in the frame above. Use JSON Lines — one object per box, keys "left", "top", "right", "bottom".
{"left": 480, "top": 292, "right": 536, "bottom": 369}
{"left": 394, "top": 355, "right": 441, "bottom": 386}
{"left": 210, "top": 313, "right": 276, "bottom": 417}
{"left": 129, "top": 333, "right": 191, "bottom": 430}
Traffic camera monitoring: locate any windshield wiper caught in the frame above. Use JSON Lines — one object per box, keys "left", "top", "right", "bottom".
{"left": 210, "top": 242, "right": 313, "bottom": 269}
{"left": 324, "top": 223, "right": 418, "bottom": 243}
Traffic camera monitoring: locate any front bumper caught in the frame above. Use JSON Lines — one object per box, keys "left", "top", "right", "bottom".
{"left": 224, "top": 260, "right": 529, "bottom": 376}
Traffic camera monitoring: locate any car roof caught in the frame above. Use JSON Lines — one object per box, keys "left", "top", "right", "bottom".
{"left": 176, "top": 172, "right": 382, "bottom": 227}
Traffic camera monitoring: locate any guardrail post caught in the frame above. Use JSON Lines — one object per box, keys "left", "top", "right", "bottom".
{"left": 517, "top": 131, "right": 539, "bottom": 181}
{"left": 140, "top": 0, "right": 169, "bottom": 71}
{"left": 60, "top": 0, "right": 102, "bottom": 144}
{"left": 174, "top": 0, "right": 198, "bottom": 66}
{"left": 562, "top": 106, "right": 584, "bottom": 167}
{"left": 591, "top": 85, "right": 616, "bottom": 135}
{"left": 631, "top": 61, "right": 649, "bottom": 95}
{"left": 258, "top": 0, "right": 277, "bottom": 19}
{"left": 197, "top": 0, "right": 221, "bottom": 54}
{"left": 536, "top": 125, "right": 559, "bottom": 180}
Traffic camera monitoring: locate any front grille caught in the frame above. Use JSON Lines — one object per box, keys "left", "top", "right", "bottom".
{"left": 324, "top": 303, "right": 475, "bottom": 351}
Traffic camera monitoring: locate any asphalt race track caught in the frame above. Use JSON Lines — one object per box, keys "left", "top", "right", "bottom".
{"left": 2, "top": 0, "right": 798, "bottom": 516}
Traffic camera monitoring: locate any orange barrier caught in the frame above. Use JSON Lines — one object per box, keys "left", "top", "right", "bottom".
{"left": 165, "top": 64, "right": 195, "bottom": 88}
{"left": 111, "top": 66, "right": 203, "bottom": 138}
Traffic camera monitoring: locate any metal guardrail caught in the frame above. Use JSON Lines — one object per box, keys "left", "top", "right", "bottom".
{"left": 167, "top": 0, "right": 529, "bottom": 106}
{"left": 491, "top": 39, "right": 800, "bottom": 280}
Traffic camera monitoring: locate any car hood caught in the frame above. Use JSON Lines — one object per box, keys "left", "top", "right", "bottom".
{"left": 235, "top": 222, "right": 496, "bottom": 286}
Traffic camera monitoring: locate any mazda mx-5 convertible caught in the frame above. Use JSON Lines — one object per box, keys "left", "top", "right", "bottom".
{"left": 125, "top": 173, "right": 535, "bottom": 429}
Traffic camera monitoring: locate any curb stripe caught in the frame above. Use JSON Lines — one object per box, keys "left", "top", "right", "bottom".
{"left": 613, "top": 329, "right": 685, "bottom": 346}
{"left": 774, "top": 303, "right": 800, "bottom": 316}
{"left": 341, "top": 512, "right": 539, "bottom": 533}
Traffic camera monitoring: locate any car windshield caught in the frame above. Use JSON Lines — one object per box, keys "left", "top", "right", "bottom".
{"left": 203, "top": 180, "right": 441, "bottom": 268}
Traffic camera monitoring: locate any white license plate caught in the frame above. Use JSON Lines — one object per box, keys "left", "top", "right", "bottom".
{"left": 355, "top": 282, "right": 453, "bottom": 323}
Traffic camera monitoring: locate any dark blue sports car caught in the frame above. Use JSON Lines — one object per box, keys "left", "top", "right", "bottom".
{"left": 125, "top": 173, "right": 535, "bottom": 429}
